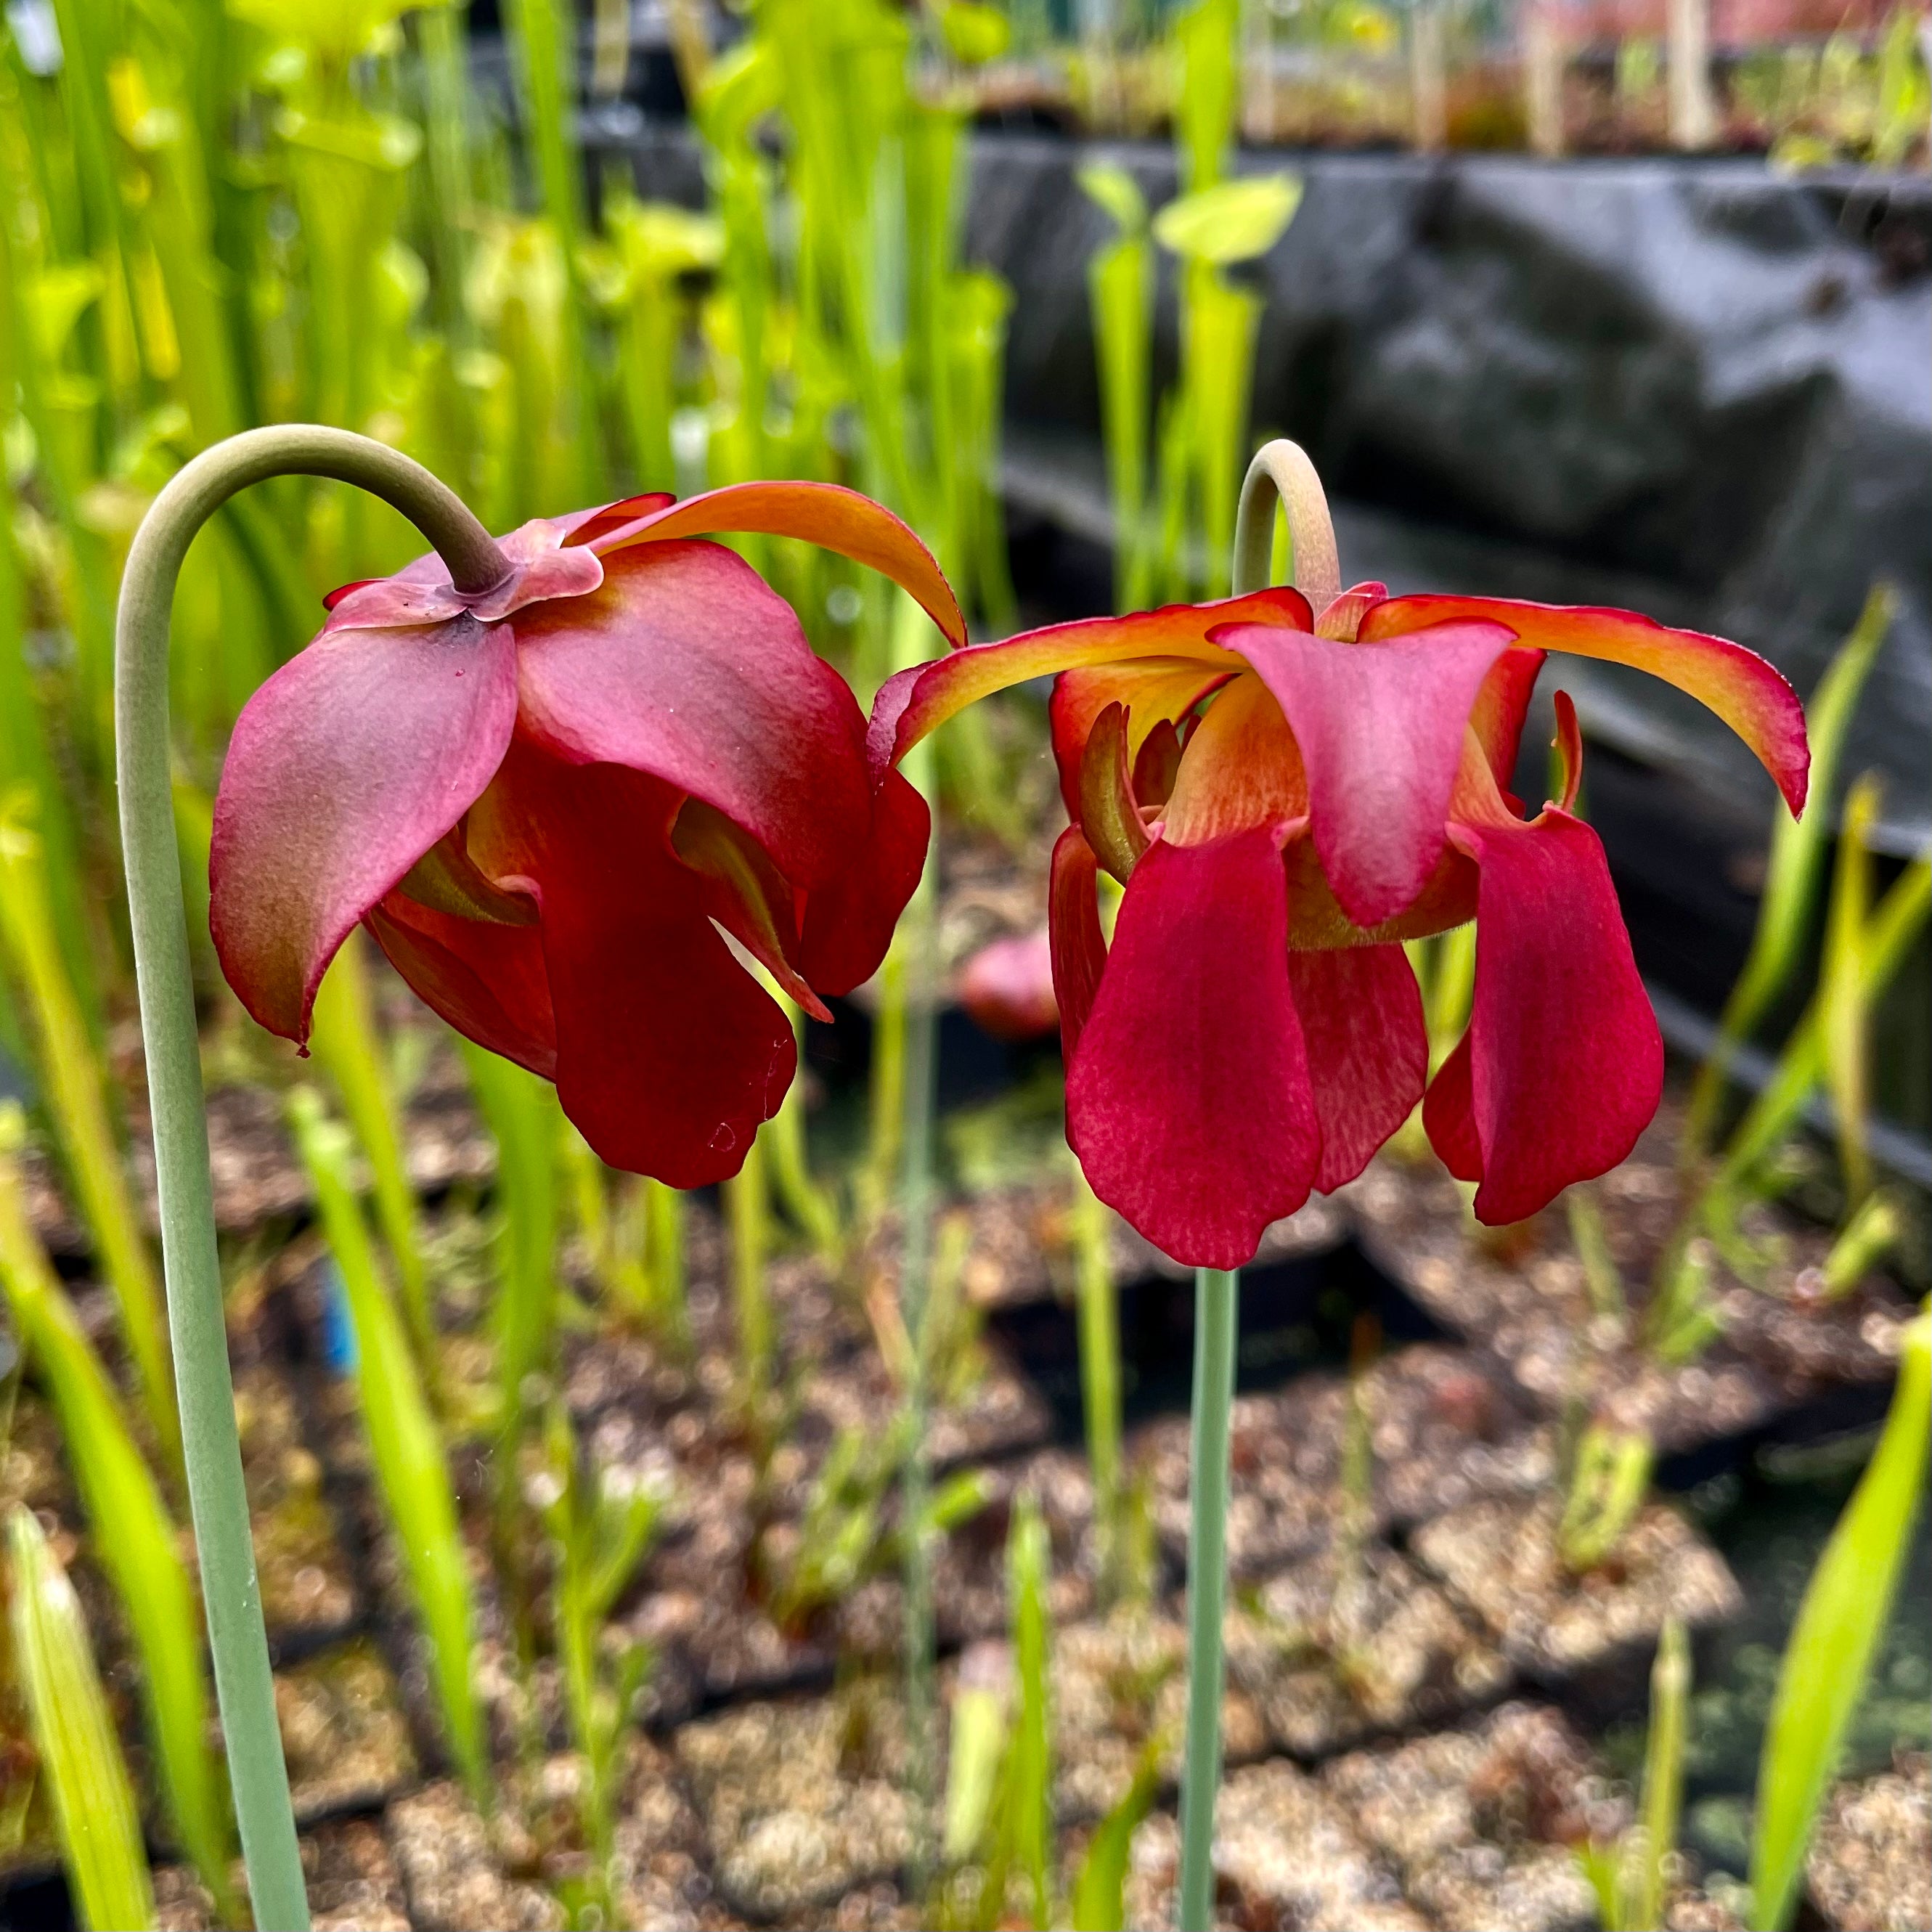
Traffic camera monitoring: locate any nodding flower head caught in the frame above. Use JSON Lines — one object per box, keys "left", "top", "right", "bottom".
{"left": 868, "top": 478, "right": 1806, "bottom": 1268}
{"left": 211, "top": 481, "right": 963, "bottom": 1187}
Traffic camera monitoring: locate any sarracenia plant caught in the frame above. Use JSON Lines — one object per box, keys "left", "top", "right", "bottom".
{"left": 117, "top": 423, "right": 965, "bottom": 1921}
{"left": 0, "top": 794, "right": 179, "bottom": 1473}
{"left": 1682, "top": 584, "right": 1892, "bottom": 1162}
{"left": 1750, "top": 1302, "right": 1930, "bottom": 1931}
{"left": 1578, "top": 1616, "right": 1690, "bottom": 1932}
{"left": 535, "top": 1401, "right": 663, "bottom": 1912}
{"left": 868, "top": 435, "right": 1811, "bottom": 1926}
{"left": 7, "top": 1505, "right": 157, "bottom": 1932}
{"left": 0, "top": 1103, "right": 238, "bottom": 1923}
{"left": 288, "top": 1083, "right": 489, "bottom": 1806}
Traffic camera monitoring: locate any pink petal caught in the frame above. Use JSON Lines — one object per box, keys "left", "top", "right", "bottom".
{"left": 1067, "top": 829, "right": 1318, "bottom": 1269}
{"left": 323, "top": 515, "right": 604, "bottom": 633}
{"left": 1419, "top": 1030, "right": 1483, "bottom": 1183}
{"left": 1362, "top": 595, "right": 1809, "bottom": 817}
{"left": 513, "top": 540, "right": 871, "bottom": 892}
{"left": 1425, "top": 805, "right": 1663, "bottom": 1224}
{"left": 1313, "top": 581, "right": 1387, "bottom": 641}
{"left": 1287, "top": 944, "right": 1427, "bottom": 1192}
{"left": 210, "top": 615, "right": 517, "bottom": 1043}
{"left": 1210, "top": 620, "right": 1517, "bottom": 926}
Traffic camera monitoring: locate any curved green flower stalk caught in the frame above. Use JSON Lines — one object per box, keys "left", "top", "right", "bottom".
{"left": 115, "top": 423, "right": 512, "bottom": 1932}
{"left": 1174, "top": 439, "right": 1342, "bottom": 1932}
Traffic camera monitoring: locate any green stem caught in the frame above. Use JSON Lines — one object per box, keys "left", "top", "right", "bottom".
{"left": 1177, "top": 1265, "right": 1238, "bottom": 1932}
{"left": 115, "top": 424, "right": 508, "bottom": 1932}
{"left": 894, "top": 589, "right": 942, "bottom": 1889}
{"left": 1174, "top": 440, "right": 1320, "bottom": 1931}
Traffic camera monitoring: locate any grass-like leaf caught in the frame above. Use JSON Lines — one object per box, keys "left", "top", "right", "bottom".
{"left": 0, "top": 794, "right": 179, "bottom": 1474}
{"left": 7, "top": 1504, "right": 157, "bottom": 1932}
{"left": 1819, "top": 775, "right": 1881, "bottom": 1204}
{"left": 309, "top": 932, "right": 432, "bottom": 1358}
{"left": 1006, "top": 1492, "right": 1053, "bottom": 1929}
{"left": 1750, "top": 1304, "right": 1930, "bottom": 1930}
{"left": 0, "top": 1105, "right": 238, "bottom": 1923}
{"left": 460, "top": 1042, "right": 561, "bottom": 1418}
{"left": 288, "top": 1086, "right": 490, "bottom": 1804}
{"left": 1070, "top": 1740, "right": 1162, "bottom": 1932}
{"left": 1716, "top": 853, "right": 1931, "bottom": 1192}
{"left": 1684, "top": 584, "right": 1894, "bottom": 1159}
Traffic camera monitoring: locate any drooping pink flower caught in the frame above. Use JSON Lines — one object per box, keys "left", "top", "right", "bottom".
{"left": 868, "top": 578, "right": 1806, "bottom": 1267}
{"left": 211, "top": 484, "right": 964, "bottom": 1186}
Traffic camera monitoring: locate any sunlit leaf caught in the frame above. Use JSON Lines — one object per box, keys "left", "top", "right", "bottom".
{"left": 1071, "top": 1740, "right": 1161, "bottom": 1931}
{"left": 1153, "top": 174, "right": 1303, "bottom": 265}
{"left": 0, "top": 1107, "right": 237, "bottom": 1922}
{"left": 1750, "top": 1305, "right": 1931, "bottom": 1931}
{"left": 939, "top": 1, "right": 1010, "bottom": 65}
{"left": 7, "top": 1507, "right": 156, "bottom": 1932}
{"left": 1078, "top": 163, "right": 1149, "bottom": 237}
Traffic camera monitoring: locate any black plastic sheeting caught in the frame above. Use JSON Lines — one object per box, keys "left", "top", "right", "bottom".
{"left": 607, "top": 127, "right": 1930, "bottom": 1141}
{"left": 971, "top": 139, "right": 1931, "bottom": 858}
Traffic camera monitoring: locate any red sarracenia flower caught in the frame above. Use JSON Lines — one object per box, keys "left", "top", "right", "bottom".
{"left": 868, "top": 563, "right": 1806, "bottom": 1267}
{"left": 211, "top": 484, "right": 963, "bottom": 1186}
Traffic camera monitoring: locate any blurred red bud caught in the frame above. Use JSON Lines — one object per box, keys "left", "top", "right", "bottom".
{"left": 956, "top": 929, "right": 1058, "bottom": 1042}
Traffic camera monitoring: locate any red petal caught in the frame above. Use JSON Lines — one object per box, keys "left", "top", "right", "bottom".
{"left": 1048, "top": 657, "right": 1234, "bottom": 819}
{"left": 1420, "top": 1030, "right": 1483, "bottom": 1182}
{"left": 366, "top": 892, "right": 557, "bottom": 1080}
{"left": 797, "top": 767, "right": 931, "bottom": 998}
{"left": 1428, "top": 804, "right": 1663, "bottom": 1224}
{"left": 513, "top": 540, "right": 871, "bottom": 891}
{"left": 602, "top": 480, "right": 968, "bottom": 650}
{"left": 469, "top": 746, "right": 796, "bottom": 1186}
{"left": 1211, "top": 620, "right": 1516, "bottom": 926}
{"left": 1067, "top": 829, "right": 1318, "bottom": 1269}
{"left": 1361, "top": 595, "right": 1809, "bottom": 818}
{"left": 1313, "top": 581, "right": 1387, "bottom": 641}
{"left": 868, "top": 587, "right": 1311, "bottom": 779}
{"left": 210, "top": 616, "right": 517, "bottom": 1043}
{"left": 1470, "top": 647, "right": 1546, "bottom": 791}
{"left": 1048, "top": 824, "right": 1106, "bottom": 1063}
{"left": 1287, "top": 944, "right": 1427, "bottom": 1192}
{"left": 557, "top": 493, "right": 676, "bottom": 547}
